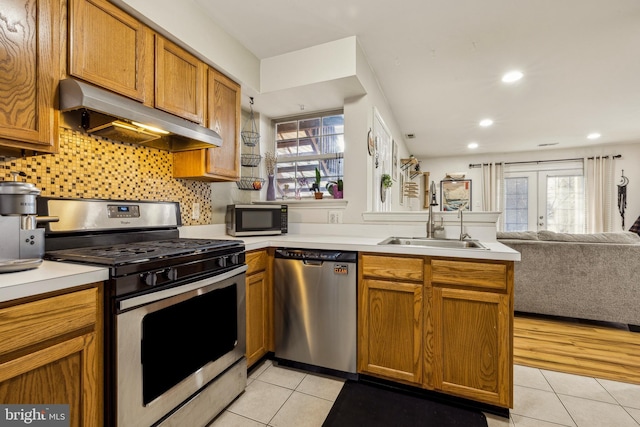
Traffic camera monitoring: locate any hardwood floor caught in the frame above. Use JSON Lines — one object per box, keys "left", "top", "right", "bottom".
{"left": 514, "top": 314, "right": 640, "bottom": 385}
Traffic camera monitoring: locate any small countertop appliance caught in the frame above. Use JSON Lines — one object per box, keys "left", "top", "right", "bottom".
{"left": 0, "top": 172, "right": 57, "bottom": 273}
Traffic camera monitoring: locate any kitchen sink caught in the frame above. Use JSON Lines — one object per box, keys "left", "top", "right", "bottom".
{"left": 378, "top": 237, "right": 489, "bottom": 250}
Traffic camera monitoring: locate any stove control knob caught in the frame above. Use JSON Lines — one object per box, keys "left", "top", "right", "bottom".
{"left": 230, "top": 254, "right": 240, "bottom": 265}
{"left": 164, "top": 268, "right": 178, "bottom": 281}
{"left": 218, "top": 256, "right": 227, "bottom": 268}
{"left": 142, "top": 272, "right": 157, "bottom": 287}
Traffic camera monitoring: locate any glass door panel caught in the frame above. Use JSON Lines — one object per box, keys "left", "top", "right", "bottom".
{"left": 504, "top": 173, "right": 536, "bottom": 231}
{"left": 543, "top": 173, "right": 585, "bottom": 233}
{"left": 504, "top": 167, "right": 584, "bottom": 232}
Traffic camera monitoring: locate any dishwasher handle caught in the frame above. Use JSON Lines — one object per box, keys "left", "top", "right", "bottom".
{"left": 302, "top": 259, "right": 324, "bottom": 266}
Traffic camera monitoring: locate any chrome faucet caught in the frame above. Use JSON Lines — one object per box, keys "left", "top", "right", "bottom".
{"left": 426, "top": 181, "right": 442, "bottom": 238}
{"left": 458, "top": 204, "right": 472, "bottom": 241}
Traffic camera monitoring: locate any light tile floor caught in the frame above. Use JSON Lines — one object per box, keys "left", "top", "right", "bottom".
{"left": 209, "top": 360, "right": 640, "bottom": 427}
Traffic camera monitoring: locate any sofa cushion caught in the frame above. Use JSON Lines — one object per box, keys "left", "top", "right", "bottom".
{"left": 496, "top": 231, "right": 539, "bottom": 240}
{"left": 503, "top": 237, "right": 640, "bottom": 325}
{"left": 537, "top": 230, "right": 640, "bottom": 244}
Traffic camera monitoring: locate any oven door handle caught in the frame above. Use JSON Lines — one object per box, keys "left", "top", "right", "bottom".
{"left": 118, "top": 265, "right": 248, "bottom": 311}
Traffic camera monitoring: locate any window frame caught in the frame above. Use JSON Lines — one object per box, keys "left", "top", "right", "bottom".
{"left": 273, "top": 109, "right": 344, "bottom": 199}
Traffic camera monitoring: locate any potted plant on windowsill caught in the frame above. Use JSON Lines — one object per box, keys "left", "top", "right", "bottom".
{"left": 327, "top": 178, "right": 344, "bottom": 199}
{"left": 311, "top": 167, "right": 323, "bottom": 199}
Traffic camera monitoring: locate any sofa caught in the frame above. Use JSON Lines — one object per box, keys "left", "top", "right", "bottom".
{"left": 497, "top": 230, "right": 640, "bottom": 329}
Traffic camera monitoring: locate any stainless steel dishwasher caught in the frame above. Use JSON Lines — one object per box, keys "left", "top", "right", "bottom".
{"left": 274, "top": 248, "right": 357, "bottom": 376}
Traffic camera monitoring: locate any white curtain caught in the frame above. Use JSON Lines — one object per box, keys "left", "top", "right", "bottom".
{"left": 585, "top": 156, "right": 615, "bottom": 232}
{"left": 481, "top": 162, "right": 504, "bottom": 229}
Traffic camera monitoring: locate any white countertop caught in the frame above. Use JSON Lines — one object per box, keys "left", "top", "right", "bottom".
{"left": 247, "top": 235, "right": 520, "bottom": 260}
{"left": 0, "top": 228, "right": 519, "bottom": 304}
{"left": 179, "top": 226, "right": 521, "bottom": 262}
{"left": 0, "top": 261, "right": 109, "bottom": 303}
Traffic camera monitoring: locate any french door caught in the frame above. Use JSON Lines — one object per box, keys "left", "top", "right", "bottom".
{"left": 503, "top": 162, "right": 585, "bottom": 232}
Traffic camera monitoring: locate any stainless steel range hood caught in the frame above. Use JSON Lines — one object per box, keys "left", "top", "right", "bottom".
{"left": 59, "top": 78, "right": 222, "bottom": 152}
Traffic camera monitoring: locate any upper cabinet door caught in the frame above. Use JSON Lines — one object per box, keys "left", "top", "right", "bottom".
{"left": 155, "top": 36, "right": 206, "bottom": 124}
{"left": 69, "top": 0, "right": 152, "bottom": 102}
{"left": 0, "top": 0, "right": 59, "bottom": 154}
{"left": 206, "top": 68, "right": 240, "bottom": 179}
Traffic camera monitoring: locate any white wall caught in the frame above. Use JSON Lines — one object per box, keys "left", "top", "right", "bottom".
{"left": 261, "top": 37, "right": 358, "bottom": 93}
{"left": 340, "top": 41, "right": 413, "bottom": 222}
{"left": 209, "top": 111, "right": 271, "bottom": 223}
{"left": 420, "top": 142, "right": 640, "bottom": 231}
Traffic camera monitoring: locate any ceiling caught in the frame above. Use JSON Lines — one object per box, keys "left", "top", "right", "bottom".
{"left": 193, "top": 0, "right": 640, "bottom": 158}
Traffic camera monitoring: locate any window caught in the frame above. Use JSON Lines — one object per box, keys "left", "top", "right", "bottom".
{"left": 503, "top": 161, "right": 585, "bottom": 233}
{"left": 274, "top": 111, "right": 344, "bottom": 199}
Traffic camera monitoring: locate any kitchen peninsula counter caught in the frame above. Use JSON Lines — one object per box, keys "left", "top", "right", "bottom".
{"left": 0, "top": 228, "right": 518, "bottom": 303}
{"left": 180, "top": 224, "right": 519, "bottom": 409}
{"left": 179, "top": 226, "right": 521, "bottom": 262}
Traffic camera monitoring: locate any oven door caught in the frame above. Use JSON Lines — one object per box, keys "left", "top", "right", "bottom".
{"left": 116, "top": 265, "right": 247, "bottom": 427}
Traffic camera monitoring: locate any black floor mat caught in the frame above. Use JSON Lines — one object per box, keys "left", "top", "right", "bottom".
{"left": 323, "top": 380, "right": 488, "bottom": 427}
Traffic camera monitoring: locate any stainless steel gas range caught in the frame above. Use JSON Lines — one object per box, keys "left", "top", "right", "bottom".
{"left": 39, "top": 198, "right": 247, "bottom": 427}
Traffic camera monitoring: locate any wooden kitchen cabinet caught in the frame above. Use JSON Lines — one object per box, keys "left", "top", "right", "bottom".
{"left": 358, "top": 254, "right": 424, "bottom": 385}
{"left": 67, "top": 0, "right": 241, "bottom": 182}
{"left": 69, "top": 0, "right": 209, "bottom": 124}
{"left": 0, "top": 283, "right": 104, "bottom": 427}
{"left": 68, "top": 0, "right": 153, "bottom": 103}
{"left": 155, "top": 36, "right": 206, "bottom": 124}
{"left": 0, "top": 0, "right": 60, "bottom": 155}
{"left": 173, "top": 69, "right": 241, "bottom": 181}
{"left": 245, "top": 249, "right": 273, "bottom": 367}
{"left": 358, "top": 253, "right": 514, "bottom": 408}
{"left": 205, "top": 69, "right": 241, "bottom": 180}
{"left": 428, "top": 258, "right": 513, "bottom": 407}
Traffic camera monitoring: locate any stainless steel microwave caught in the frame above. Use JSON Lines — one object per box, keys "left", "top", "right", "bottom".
{"left": 226, "top": 204, "right": 288, "bottom": 236}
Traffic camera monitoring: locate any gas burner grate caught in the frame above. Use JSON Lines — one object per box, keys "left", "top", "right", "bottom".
{"left": 45, "top": 238, "right": 243, "bottom": 266}
{"left": 86, "top": 247, "right": 160, "bottom": 257}
{"left": 136, "top": 239, "right": 240, "bottom": 250}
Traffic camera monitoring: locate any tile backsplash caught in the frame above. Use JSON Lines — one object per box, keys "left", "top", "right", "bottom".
{"left": 0, "top": 128, "right": 212, "bottom": 225}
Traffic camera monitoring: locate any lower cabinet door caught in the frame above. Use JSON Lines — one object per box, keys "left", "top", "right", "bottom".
{"left": 431, "top": 287, "right": 512, "bottom": 407}
{"left": 0, "top": 332, "right": 100, "bottom": 426}
{"left": 246, "top": 271, "right": 268, "bottom": 366}
{"left": 358, "top": 278, "right": 423, "bottom": 384}
{"left": 0, "top": 285, "right": 103, "bottom": 426}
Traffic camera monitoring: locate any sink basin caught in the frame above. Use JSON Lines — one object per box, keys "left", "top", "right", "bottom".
{"left": 378, "top": 237, "right": 489, "bottom": 250}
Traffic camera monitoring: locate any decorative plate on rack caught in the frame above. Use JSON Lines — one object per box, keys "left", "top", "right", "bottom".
{"left": 367, "top": 129, "right": 374, "bottom": 156}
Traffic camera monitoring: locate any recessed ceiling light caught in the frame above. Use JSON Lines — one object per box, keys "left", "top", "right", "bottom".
{"left": 468, "top": 142, "right": 479, "bottom": 149}
{"left": 479, "top": 119, "right": 493, "bottom": 127}
{"left": 502, "top": 70, "right": 523, "bottom": 83}
{"left": 587, "top": 133, "right": 601, "bottom": 140}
